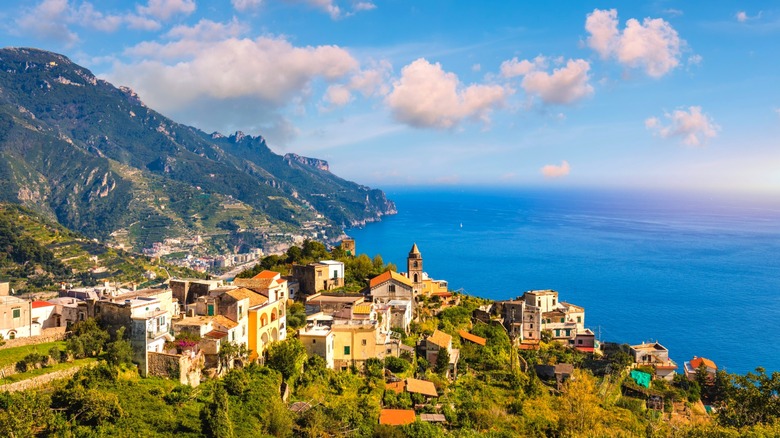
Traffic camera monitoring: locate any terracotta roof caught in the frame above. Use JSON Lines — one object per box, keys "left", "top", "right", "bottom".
{"left": 353, "top": 303, "right": 373, "bottom": 315}
{"left": 518, "top": 340, "right": 540, "bottom": 350}
{"left": 379, "top": 409, "right": 416, "bottom": 426}
{"left": 405, "top": 378, "right": 438, "bottom": 397}
{"left": 225, "top": 287, "right": 268, "bottom": 308}
{"left": 690, "top": 357, "right": 717, "bottom": 370}
{"left": 432, "top": 291, "right": 453, "bottom": 298}
{"left": 427, "top": 329, "right": 452, "bottom": 349}
{"left": 458, "top": 330, "right": 486, "bottom": 346}
{"left": 204, "top": 330, "right": 228, "bottom": 339}
{"left": 213, "top": 315, "right": 239, "bottom": 330}
{"left": 385, "top": 381, "right": 405, "bottom": 394}
{"left": 252, "top": 270, "right": 280, "bottom": 280}
{"left": 369, "top": 270, "right": 413, "bottom": 288}
{"left": 32, "top": 300, "right": 55, "bottom": 308}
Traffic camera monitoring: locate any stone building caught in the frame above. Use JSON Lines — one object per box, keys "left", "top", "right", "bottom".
{"left": 290, "top": 260, "right": 345, "bottom": 295}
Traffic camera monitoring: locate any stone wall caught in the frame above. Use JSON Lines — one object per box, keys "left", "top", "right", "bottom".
{"left": 148, "top": 351, "right": 203, "bottom": 387}
{"left": 0, "top": 326, "right": 67, "bottom": 350}
{"left": 0, "top": 363, "right": 92, "bottom": 393}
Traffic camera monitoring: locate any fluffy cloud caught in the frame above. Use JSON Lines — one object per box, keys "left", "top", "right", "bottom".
{"left": 111, "top": 36, "right": 359, "bottom": 108}
{"left": 14, "top": 0, "right": 79, "bottom": 45}
{"left": 324, "top": 85, "right": 352, "bottom": 106}
{"left": 499, "top": 56, "right": 593, "bottom": 105}
{"left": 585, "top": 8, "right": 683, "bottom": 78}
{"left": 736, "top": 11, "right": 748, "bottom": 22}
{"left": 165, "top": 18, "right": 248, "bottom": 41}
{"left": 541, "top": 161, "right": 571, "bottom": 178}
{"left": 522, "top": 59, "right": 593, "bottom": 104}
{"left": 645, "top": 106, "right": 719, "bottom": 146}
{"left": 320, "top": 61, "right": 391, "bottom": 108}
{"left": 500, "top": 56, "right": 547, "bottom": 78}
{"left": 353, "top": 2, "right": 376, "bottom": 12}
{"left": 137, "top": 0, "right": 195, "bottom": 20}
{"left": 14, "top": 0, "right": 132, "bottom": 44}
{"left": 385, "top": 58, "right": 509, "bottom": 129}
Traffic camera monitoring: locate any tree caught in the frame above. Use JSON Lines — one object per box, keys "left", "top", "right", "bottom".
{"left": 435, "top": 348, "right": 451, "bottom": 376}
{"left": 558, "top": 369, "right": 602, "bottom": 436}
{"left": 106, "top": 326, "right": 135, "bottom": 367}
{"left": 265, "top": 338, "right": 306, "bottom": 381}
{"left": 201, "top": 384, "right": 234, "bottom": 438}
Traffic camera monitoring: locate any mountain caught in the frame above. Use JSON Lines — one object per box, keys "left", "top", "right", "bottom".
{"left": 0, "top": 47, "right": 395, "bottom": 252}
{"left": 0, "top": 203, "right": 201, "bottom": 293}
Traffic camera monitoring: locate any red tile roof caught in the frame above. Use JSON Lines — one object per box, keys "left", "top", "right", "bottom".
{"left": 379, "top": 409, "right": 416, "bottom": 426}
{"left": 369, "top": 270, "right": 413, "bottom": 288}
{"left": 385, "top": 381, "right": 405, "bottom": 394}
{"left": 690, "top": 357, "right": 717, "bottom": 370}
{"left": 32, "top": 300, "right": 55, "bottom": 308}
{"left": 458, "top": 330, "right": 487, "bottom": 346}
{"left": 252, "top": 270, "right": 280, "bottom": 280}
{"left": 427, "top": 329, "right": 452, "bottom": 349}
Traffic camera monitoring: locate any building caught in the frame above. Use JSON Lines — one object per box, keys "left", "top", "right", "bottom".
{"left": 340, "top": 238, "right": 356, "bottom": 256}
{"left": 630, "top": 341, "right": 678, "bottom": 381}
{"left": 684, "top": 356, "right": 717, "bottom": 382}
{"left": 419, "top": 329, "right": 459, "bottom": 378}
{"left": 0, "top": 295, "right": 33, "bottom": 339}
{"left": 385, "top": 300, "right": 413, "bottom": 334}
{"left": 369, "top": 271, "right": 414, "bottom": 307}
{"left": 299, "top": 324, "right": 335, "bottom": 369}
{"left": 170, "top": 278, "right": 225, "bottom": 307}
{"left": 291, "top": 260, "right": 345, "bottom": 295}
{"left": 406, "top": 243, "right": 423, "bottom": 294}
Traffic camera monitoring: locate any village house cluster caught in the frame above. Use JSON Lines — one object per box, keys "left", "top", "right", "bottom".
{"left": 0, "top": 238, "right": 717, "bottom": 402}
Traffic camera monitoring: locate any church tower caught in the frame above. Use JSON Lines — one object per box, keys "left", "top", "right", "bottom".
{"left": 407, "top": 243, "right": 423, "bottom": 294}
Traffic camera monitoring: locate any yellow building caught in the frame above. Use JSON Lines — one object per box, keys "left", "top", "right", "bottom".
{"left": 233, "top": 271, "right": 289, "bottom": 361}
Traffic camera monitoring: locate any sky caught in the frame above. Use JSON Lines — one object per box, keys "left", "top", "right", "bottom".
{"left": 2, "top": 0, "right": 779, "bottom": 193}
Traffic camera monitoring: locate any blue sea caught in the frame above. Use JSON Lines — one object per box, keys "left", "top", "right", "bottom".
{"left": 347, "top": 187, "right": 780, "bottom": 375}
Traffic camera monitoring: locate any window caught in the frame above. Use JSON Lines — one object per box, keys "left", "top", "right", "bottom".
{"left": 313, "top": 339, "right": 316, "bottom": 344}
{"left": 577, "top": 339, "right": 583, "bottom": 345}
{"left": 560, "top": 317, "right": 565, "bottom": 323}
{"left": 318, "top": 271, "right": 322, "bottom": 277}
{"left": 555, "top": 329, "right": 560, "bottom": 337}
{"left": 344, "top": 346, "right": 350, "bottom": 355}
{"left": 239, "top": 306, "right": 243, "bottom": 317}
{"left": 232, "top": 332, "right": 236, "bottom": 341}
{"left": 12, "top": 308, "right": 20, "bottom": 319}
{"left": 552, "top": 299, "right": 556, "bottom": 306}
{"left": 530, "top": 324, "right": 533, "bottom": 329}
{"left": 388, "top": 285, "right": 396, "bottom": 293}
{"left": 207, "top": 304, "right": 214, "bottom": 316}
{"left": 565, "top": 329, "right": 571, "bottom": 337}
{"left": 577, "top": 316, "right": 582, "bottom": 323}
{"left": 361, "top": 339, "right": 367, "bottom": 346}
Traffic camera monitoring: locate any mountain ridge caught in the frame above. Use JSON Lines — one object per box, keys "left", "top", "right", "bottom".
{"left": 0, "top": 47, "right": 395, "bottom": 252}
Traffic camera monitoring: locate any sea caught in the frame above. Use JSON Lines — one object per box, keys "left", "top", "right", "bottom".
{"left": 346, "top": 187, "right": 780, "bottom": 376}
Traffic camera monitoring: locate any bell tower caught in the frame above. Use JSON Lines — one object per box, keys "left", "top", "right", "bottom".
{"left": 407, "top": 243, "right": 423, "bottom": 294}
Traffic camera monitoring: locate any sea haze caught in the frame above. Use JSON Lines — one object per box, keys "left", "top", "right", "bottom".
{"left": 346, "top": 187, "right": 780, "bottom": 375}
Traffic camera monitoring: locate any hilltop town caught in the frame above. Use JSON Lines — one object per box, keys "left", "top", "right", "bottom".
{"left": 0, "top": 239, "right": 776, "bottom": 437}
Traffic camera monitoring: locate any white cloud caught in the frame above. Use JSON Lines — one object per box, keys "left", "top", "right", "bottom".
{"left": 111, "top": 35, "right": 359, "bottom": 109}
{"left": 353, "top": 2, "right": 376, "bottom": 12}
{"left": 137, "top": 0, "right": 196, "bottom": 20}
{"left": 124, "top": 14, "right": 161, "bottom": 30}
{"left": 471, "top": 64, "right": 481, "bottom": 72}
{"left": 645, "top": 106, "right": 719, "bottom": 146}
{"left": 14, "top": 0, "right": 79, "bottom": 45}
{"left": 165, "top": 18, "right": 248, "bottom": 41}
{"left": 688, "top": 54, "right": 703, "bottom": 66}
{"left": 323, "top": 84, "right": 352, "bottom": 107}
{"left": 541, "top": 160, "right": 571, "bottom": 178}
{"left": 500, "top": 55, "right": 546, "bottom": 78}
{"left": 232, "top": 0, "right": 263, "bottom": 11}
{"left": 585, "top": 8, "right": 684, "bottom": 78}
{"left": 736, "top": 11, "right": 748, "bottom": 23}
{"left": 522, "top": 59, "right": 593, "bottom": 105}
{"left": 385, "top": 58, "right": 509, "bottom": 129}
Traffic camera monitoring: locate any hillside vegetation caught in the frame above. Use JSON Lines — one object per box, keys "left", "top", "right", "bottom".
{"left": 0, "top": 203, "right": 201, "bottom": 293}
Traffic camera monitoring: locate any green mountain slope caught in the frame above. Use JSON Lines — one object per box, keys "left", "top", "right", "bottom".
{"left": 0, "top": 203, "right": 201, "bottom": 293}
{"left": 0, "top": 47, "right": 395, "bottom": 251}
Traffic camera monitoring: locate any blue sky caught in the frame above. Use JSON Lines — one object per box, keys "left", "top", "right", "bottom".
{"left": 2, "top": 1, "right": 779, "bottom": 193}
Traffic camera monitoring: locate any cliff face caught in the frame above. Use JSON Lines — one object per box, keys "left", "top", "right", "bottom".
{"left": 284, "top": 153, "right": 329, "bottom": 172}
{"left": 0, "top": 47, "right": 395, "bottom": 248}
